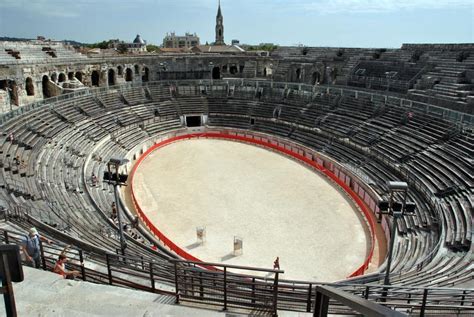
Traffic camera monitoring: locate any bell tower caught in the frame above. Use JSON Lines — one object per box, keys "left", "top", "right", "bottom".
{"left": 215, "top": 0, "right": 225, "bottom": 45}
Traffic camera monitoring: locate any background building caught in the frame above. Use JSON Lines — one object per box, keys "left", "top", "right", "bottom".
{"left": 163, "top": 32, "right": 200, "bottom": 49}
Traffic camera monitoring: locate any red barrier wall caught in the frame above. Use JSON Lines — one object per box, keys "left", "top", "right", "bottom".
{"left": 130, "top": 131, "right": 376, "bottom": 277}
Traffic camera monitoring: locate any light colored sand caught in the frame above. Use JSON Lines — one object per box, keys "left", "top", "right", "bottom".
{"left": 133, "top": 139, "right": 368, "bottom": 282}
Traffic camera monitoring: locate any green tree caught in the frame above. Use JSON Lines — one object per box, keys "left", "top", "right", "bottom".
{"left": 117, "top": 43, "right": 129, "bottom": 54}
{"left": 146, "top": 44, "right": 160, "bottom": 52}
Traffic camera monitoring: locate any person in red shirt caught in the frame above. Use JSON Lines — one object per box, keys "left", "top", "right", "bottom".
{"left": 53, "top": 252, "right": 80, "bottom": 279}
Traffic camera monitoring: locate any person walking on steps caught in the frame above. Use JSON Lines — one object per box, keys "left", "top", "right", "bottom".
{"left": 21, "top": 227, "right": 51, "bottom": 269}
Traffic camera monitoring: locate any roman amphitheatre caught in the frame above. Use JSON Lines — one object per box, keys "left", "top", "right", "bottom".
{"left": 0, "top": 2, "right": 472, "bottom": 316}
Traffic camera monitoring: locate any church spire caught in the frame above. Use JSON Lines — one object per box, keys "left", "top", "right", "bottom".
{"left": 215, "top": 0, "right": 225, "bottom": 45}
{"left": 217, "top": 0, "right": 222, "bottom": 18}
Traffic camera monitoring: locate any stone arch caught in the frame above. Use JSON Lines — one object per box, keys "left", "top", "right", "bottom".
{"left": 312, "top": 71, "right": 321, "bottom": 85}
{"left": 212, "top": 66, "right": 221, "bottom": 80}
{"left": 142, "top": 67, "right": 150, "bottom": 82}
{"left": 26, "top": 77, "right": 35, "bottom": 96}
{"left": 108, "top": 69, "right": 116, "bottom": 86}
{"left": 117, "top": 66, "right": 123, "bottom": 76}
{"left": 68, "top": 72, "right": 74, "bottom": 80}
{"left": 51, "top": 72, "right": 57, "bottom": 82}
{"left": 134, "top": 64, "right": 140, "bottom": 74}
{"left": 42, "top": 75, "right": 52, "bottom": 98}
{"left": 58, "top": 73, "right": 66, "bottom": 83}
{"left": 125, "top": 68, "right": 133, "bottom": 82}
{"left": 91, "top": 70, "right": 100, "bottom": 87}
{"left": 75, "top": 72, "right": 83, "bottom": 83}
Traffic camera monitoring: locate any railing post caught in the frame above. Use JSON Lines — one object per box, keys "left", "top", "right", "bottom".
{"left": 105, "top": 254, "right": 113, "bottom": 285}
{"left": 4, "top": 231, "right": 9, "bottom": 244}
{"left": 273, "top": 272, "right": 279, "bottom": 317}
{"left": 174, "top": 261, "right": 180, "bottom": 304}
{"left": 39, "top": 240, "right": 46, "bottom": 270}
{"left": 79, "top": 250, "right": 86, "bottom": 281}
{"left": 364, "top": 286, "right": 370, "bottom": 300}
{"left": 149, "top": 262, "right": 155, "bottom": 292}
{"left": 306, "top": 283, "right": 313, "bottom": 312}
{"left": 1, "top": 253, "right": 18, "bottom": 317}
{"left": 251, "top": 277, "right": 256, "bottom": 304}
{"left": 223, "top": 266, "right": 227, "bottom": 311}
{"left": 199, "top": 272, "right": 203, "bottom": 299}
{"left": 420, "top": 288, "right": 428, "bottom": 317}
{"left": 460, "top": 290, "right": 466, "bottom": 306}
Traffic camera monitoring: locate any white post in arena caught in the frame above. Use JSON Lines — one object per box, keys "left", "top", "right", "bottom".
{"left": 233, "top": 236, "right": 243, "bottom": 256}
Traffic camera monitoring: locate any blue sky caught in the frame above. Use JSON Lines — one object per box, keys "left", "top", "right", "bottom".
{"left": 0, "top": 0, "right": 472, "bottom": 48}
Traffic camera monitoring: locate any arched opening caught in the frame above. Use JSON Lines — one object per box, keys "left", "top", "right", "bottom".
{"left": 68, "top": 72, "right": 74, "bottom": 80}
{"left": 91, "top": 70, "right": 100, "bottom": 87}
{"left": 42, "top": 75, "right": 52, "bottom": 98}
{"left": 125, "top": 68, "right": 133, "bottom": 82}
{"left": 295, "top": 68, "right": 302, "bottom": 80}
{"left": 134, "top": 65, "right": 140, "bottom": 74}
{"left": 312, "top": 72, "right": 321, "bottom": 85}
{"left": 212, "top": 66, "right": 221, "bottom": 80}
{"left": 51, "top": 73, "right": 57, "bottom": 82}
{"left": 26, "top": 77, "right": 35, "bottom": 96}
{"left": 75, "top": 72, "right": 83, "bottom": 83}
{"left": 58, "top": 73, "right": 66, "bottom": 83}
{"left": 142, "top": 67, "right": 150, "bottom": 82}
{"left": 219, "top": 30, "right": 222, "bottom": 37}
{"left": 117, "top": 66, "right": 123, "bottom": 76}
{"left": 229, "top": 65, "right": 238, "bottom": 75}
{"left": 108, "top": 69, "right": 116, "bottom": 86}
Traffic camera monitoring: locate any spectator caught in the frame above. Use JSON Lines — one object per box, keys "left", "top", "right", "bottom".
{"left": 111, "top": 202, "right": 117, "bottom": 220}
{"left": 273, "top": 257, "right": 280, "bottom": 270}
{"left": 91, "top": 172, "right": 97, "bottom": 186}
{"left": 131, "top": 215, "right": 139, "bottom": 229}
{"left": 53, "top": 253, "right": 80, "bottom": 279}
{"left": 21, "top": 227, "right": 51, "bottom": 269}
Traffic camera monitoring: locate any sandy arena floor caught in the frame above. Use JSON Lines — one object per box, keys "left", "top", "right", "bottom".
{"left": 132, "top": 139, "right": 369, "bottom": 282}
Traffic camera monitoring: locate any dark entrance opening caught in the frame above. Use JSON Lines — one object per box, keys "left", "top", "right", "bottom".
{"left": 117, "top": 66, "right": 123, "bottom": 76}
{"left": 312, "top": 71, "right": 321, "bottom": 85}
{"left": 42, "top": 75, "right": 52, "bottom": 98}
{"left": 9, "top": 81, "right": 19, "bottom": 106}
{"left": 295, "top": 68, "right": 301, "bottom": 80}
{"left": 212, "top": 67, "right": 220, "bottom": 80}
{"left": 58, "top": 73, "right": 66, "bottom": 83}
{"left": 68, "top": 72, "right": 74, "bottom": 80}
{"left": 125, "top": 68, "right": 133, "bottom": 82}
{"left": 186, "top": 116, "right": 202, "bottom": 127}
{"left": 26, "top": 77, "right": 34, "bottom": 96}
{"left": 91, "top": 70, "right": 100, "bottom": 86}
{"left": 229, "top": 65, "right": 238, "bottom": 75}
{"left": 108, "top": 69, "right": 116, "bottom": 86}
{"left": 75, "top": 72, "right": 83, "bottom": 83}
{"left": 142, "top": 67, "right": 149, "bottom": 82}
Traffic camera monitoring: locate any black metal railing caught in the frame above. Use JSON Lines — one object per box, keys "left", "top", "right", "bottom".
{"left": 1, "top": 227, "right": 473, "bottom": 316}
